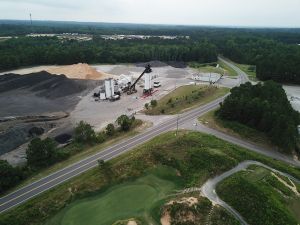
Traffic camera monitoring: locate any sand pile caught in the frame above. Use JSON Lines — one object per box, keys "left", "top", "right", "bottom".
{"left": 47, "top": 63, "right": 112, "bottom": 80}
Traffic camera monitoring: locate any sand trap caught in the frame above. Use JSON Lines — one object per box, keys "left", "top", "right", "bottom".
{"left": 127, "top": 220, "right": 137, "bottom": 225}
{"left": 47, "top": 63, "right": 113, "bottom": 80}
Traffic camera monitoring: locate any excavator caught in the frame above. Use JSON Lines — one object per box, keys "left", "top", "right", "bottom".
{"left": 125, "top": 64, "right": 152, "bottom": 95}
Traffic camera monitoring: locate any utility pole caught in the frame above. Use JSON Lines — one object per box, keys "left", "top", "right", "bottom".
{"left": 176, "top": 115, "right": 179, "bottom": 136}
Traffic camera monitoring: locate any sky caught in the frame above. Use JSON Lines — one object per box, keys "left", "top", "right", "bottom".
{"left": 1, "top": 0, "right": 300, "bottom": 28}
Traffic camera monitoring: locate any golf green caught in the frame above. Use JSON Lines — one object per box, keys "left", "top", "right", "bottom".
{"left": 46, "top": 166, "right": 180, "bottom": 225}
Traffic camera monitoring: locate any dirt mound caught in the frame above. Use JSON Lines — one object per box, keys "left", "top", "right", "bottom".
{"left": 0, "top": 71, "right": 95, "bottom": 99}
{"left": 47, "top": 63, "right": 110, "bottom": 80}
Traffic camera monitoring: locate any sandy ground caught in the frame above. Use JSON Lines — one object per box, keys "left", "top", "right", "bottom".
{"left": 47, "top": 63, "right": 114, "bottom": 80}
{"left": 283, "top": 85, "right": 300, "bottom": 112}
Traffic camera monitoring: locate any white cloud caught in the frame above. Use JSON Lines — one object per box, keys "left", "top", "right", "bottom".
{"left": 0, "top": 0, "right": 299, "bottom": 27}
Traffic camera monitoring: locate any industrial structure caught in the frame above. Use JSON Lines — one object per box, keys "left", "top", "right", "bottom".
{"left": 94, "top": 64, "right": 154, "bottom": 101}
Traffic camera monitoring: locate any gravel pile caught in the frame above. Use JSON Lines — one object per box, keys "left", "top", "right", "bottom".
{"left": 0, "top": 71, "right": 95, "bottom": 99}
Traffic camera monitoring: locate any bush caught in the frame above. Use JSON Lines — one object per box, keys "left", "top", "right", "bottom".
{"left": 106, "top": 123, "right": 115, "bottom": 136}
{"left": 144, "top": 103, "right": 149, "bottom": 110}
{"left": 26, "top": 138, "right": 59, "bottom": 169}
{"left": 150, "top": 100, "right": 157, "bottom": 107}
{"left": 74, "top": 121, "right": 97, "bottom": 143}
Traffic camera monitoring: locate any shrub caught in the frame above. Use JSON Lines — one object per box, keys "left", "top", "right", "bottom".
{"left": 150, "top": 99, "right": 157, "bottom": 107}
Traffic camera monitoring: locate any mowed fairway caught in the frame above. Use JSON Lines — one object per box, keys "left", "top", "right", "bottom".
{"left": 46, "top": 166, "right": 181, "bottom": 225}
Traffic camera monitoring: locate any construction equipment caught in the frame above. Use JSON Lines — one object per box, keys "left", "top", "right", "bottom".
{"left": 126, "top": 64, "right": 152, "bottom": 95}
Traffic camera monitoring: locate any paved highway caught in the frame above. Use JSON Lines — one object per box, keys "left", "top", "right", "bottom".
{"left": 0, "top": 58, "right": 298, "bottom": 214}
{"left": 0, "top": 96, "right": 226, "bottom": 213}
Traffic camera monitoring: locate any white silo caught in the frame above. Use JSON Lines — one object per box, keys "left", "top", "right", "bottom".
{"left": 105, "top": 79, "right": 112, "bottom": 98}
{"left": 144, "top": 73, "right": 152, "bottom": 91}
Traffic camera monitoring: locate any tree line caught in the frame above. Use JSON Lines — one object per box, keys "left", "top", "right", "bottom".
{"left": 1, "top": 24, "right": 300, "bottom": 84}
{"left": 217, "top": 81, "right": 300, "bottom": 153}
{"left": 0, "top": 37, "right": 217, "bottom": 71}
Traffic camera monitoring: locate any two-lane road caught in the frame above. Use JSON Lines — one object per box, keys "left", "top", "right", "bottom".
{"left": 1, "top": 58, "right": 298, "bottom": 214}
{"left": 0, "top": 95, "right": 226, "bottom": 213}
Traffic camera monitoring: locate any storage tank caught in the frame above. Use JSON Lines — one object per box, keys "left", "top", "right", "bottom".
{"left": 144, "top": 73, "right": 152, "bottom": 91}
{"left": 105, "top": 79, "right": 112, "bottom": 98}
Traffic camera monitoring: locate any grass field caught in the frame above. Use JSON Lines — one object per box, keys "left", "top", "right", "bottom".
{"left": 189, "top": 61, "right": 238, "bottom": 77}
{"left": 145, "top": 85, "right": 229, "bottom": 115}
{"left": 1, "top": 131, "right": 300, "bottom": 225}
{"left": 46, "top": 166, "right": 181, "bottom": 225}
{"left": 199, "top": 109, "right": 276, "bottom": 150}
{"left": 217, "top": 166, "right": 300, "bottom": 225}
{"left": 234, "top": 63, "right": 257, "bottom": 80}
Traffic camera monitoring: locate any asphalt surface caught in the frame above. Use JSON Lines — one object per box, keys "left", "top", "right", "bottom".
{"left": 0, "top": 58, "right": 298, "bottom": 214}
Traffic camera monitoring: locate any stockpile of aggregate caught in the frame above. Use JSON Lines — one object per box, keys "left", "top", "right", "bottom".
{"left": 0, "top": 71, "right": 94, "bottom": 99}
{"left": 47, "top": 63, "right": 111, "bottom": 80}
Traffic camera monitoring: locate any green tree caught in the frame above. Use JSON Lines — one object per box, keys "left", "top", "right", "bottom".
{"left": 106, "top": 123, "right": 115, "bottom": 136}
{"left": 0, "top": 160, "right": 24, "bottom": 193}
{"left": 74, "top": 121, "right": 96, "bottom": 143}
{"left": 26, "top": 138, "right": 58, "bottom": 168}
{"left": 116, "top": 115, "right": 133, "bottom": 131}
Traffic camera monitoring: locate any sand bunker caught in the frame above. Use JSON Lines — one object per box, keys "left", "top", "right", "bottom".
{"left": 47, "top": 63, "right": 112, "bottom": 80}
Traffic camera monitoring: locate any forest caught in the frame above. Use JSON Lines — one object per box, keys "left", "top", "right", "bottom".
{"left": 0, "top": 21, "right": 300, "bottom": 84}
{"left": 217, "top": 81, "right": 300, "bottom": 153}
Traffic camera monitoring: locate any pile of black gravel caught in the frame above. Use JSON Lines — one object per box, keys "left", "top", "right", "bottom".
{"left": 0, "top": 71, "right": 93, "bottom": 99}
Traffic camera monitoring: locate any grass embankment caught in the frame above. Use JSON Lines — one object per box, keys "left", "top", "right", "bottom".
{"left": 234, "top": 63, "right": 257, "bottom": 80}
{"left": 145, "top": 85, "right": 229, "bottom": 115}
{"left": 217, "top": 165, "right": 300, "bottom": 225}
{"left": 1, "top": 119, "right": 146, "bottom": 197}
{"left": 1, "top": 131, "right": 300, "bottom": 225}
{"left": 199, "top": 110, "right": 275, "bottom": 149}
{"left": 189, "top": 61, "right": 238, "bottom": 77}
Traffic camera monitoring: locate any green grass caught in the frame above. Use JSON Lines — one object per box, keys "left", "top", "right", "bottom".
{"left": 236, "top": 63, "right": 256, "bottom": 77}
{"left": 1, "top": 131, "right": 300, "bottom": 225}
{"left": 189, "top": 61, "right": 238, "bottom": 77}
{"left": 45, "top": 166, "right": 181, "bottom": 225}
{"left": 217, "top": 166, "right": 300, "bottom": 225}
{"left": 145, "top": 85, "right": 229, "bottom": 115}
{"left": 218, "top": 60, "right": 238, "bottom": 77}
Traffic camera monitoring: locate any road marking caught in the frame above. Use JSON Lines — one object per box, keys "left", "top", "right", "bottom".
{"left": 0, "top": 100, "right": 222, "bottom": 211}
